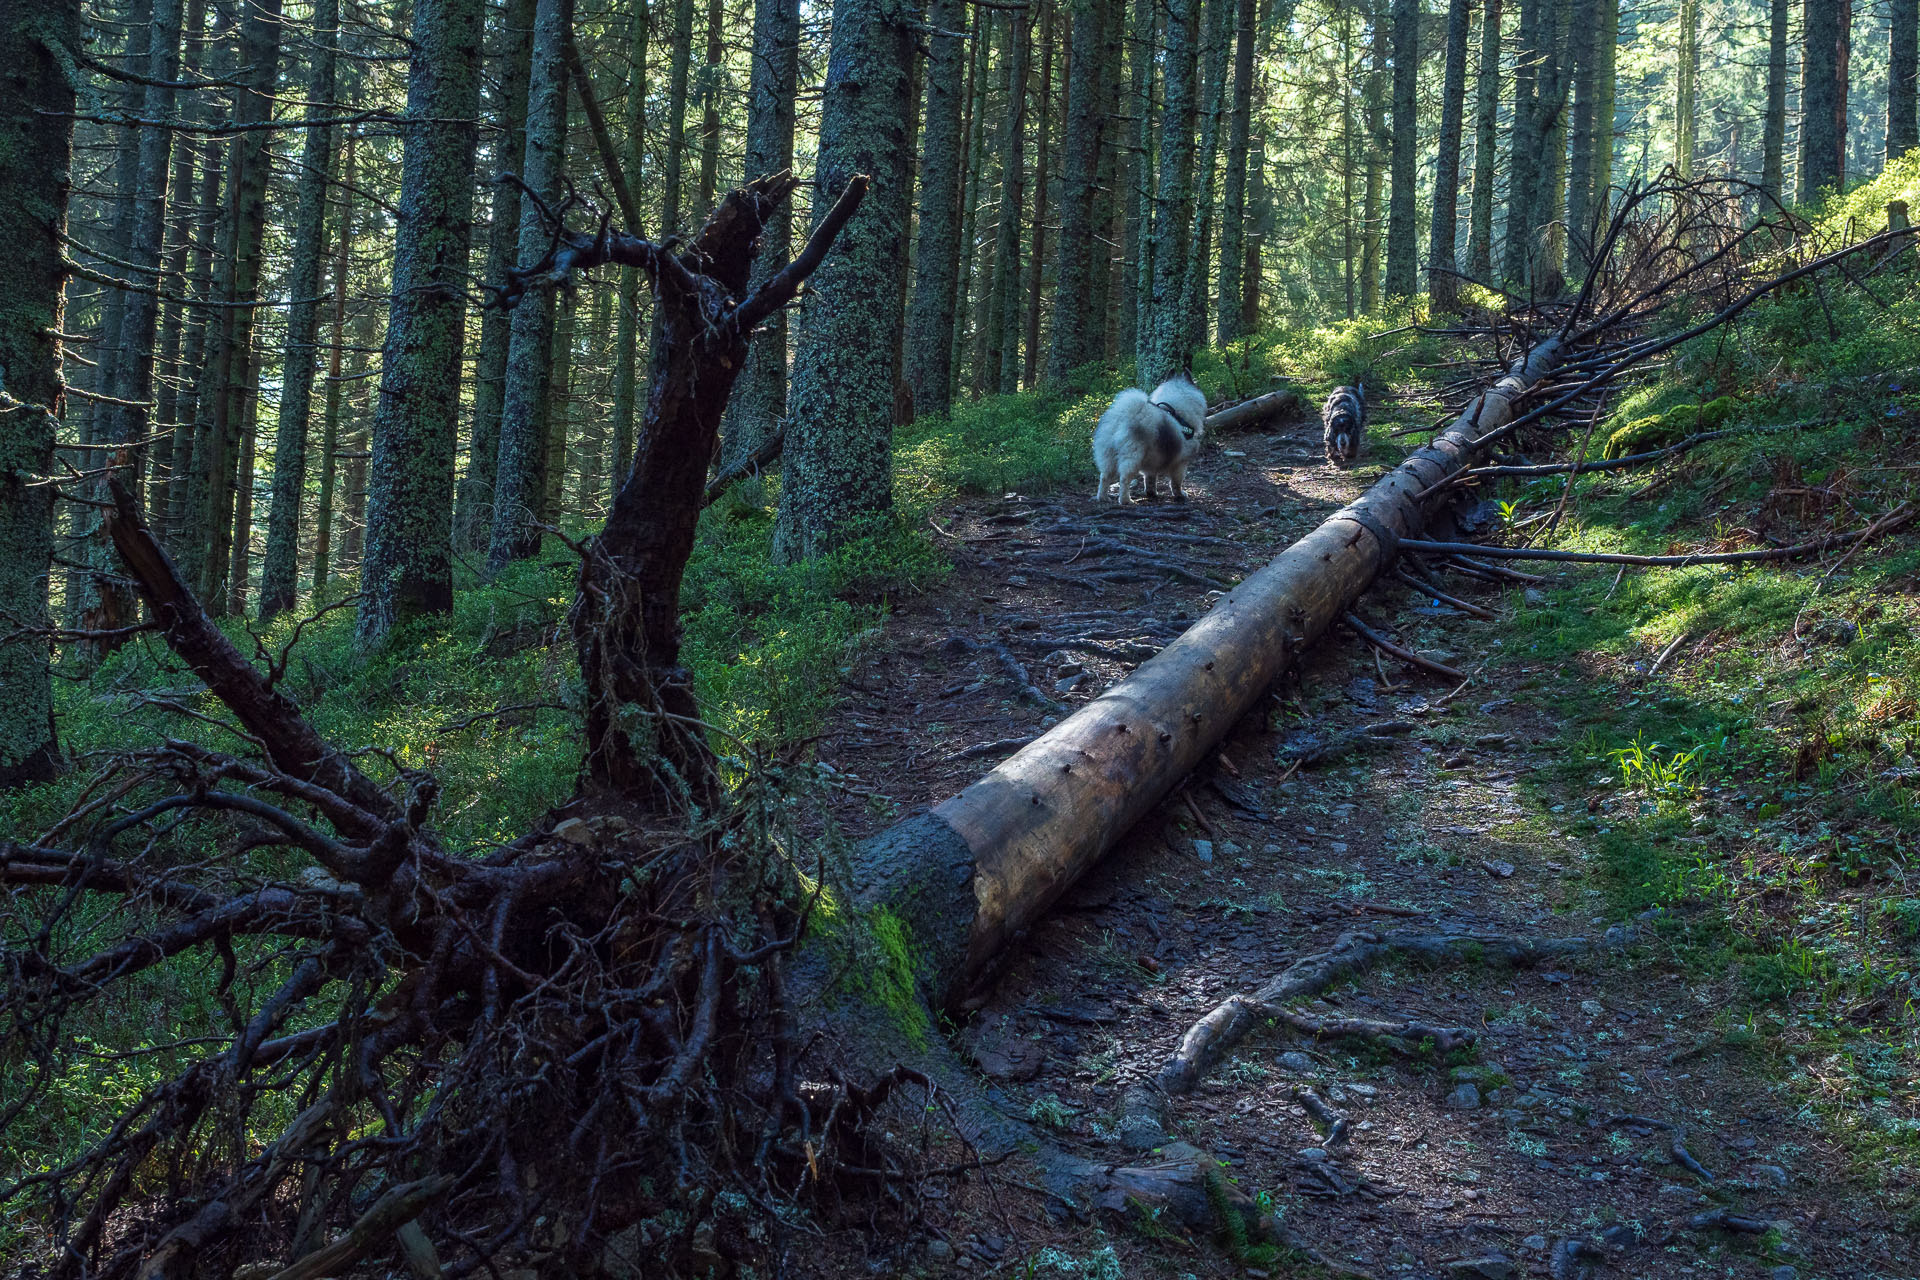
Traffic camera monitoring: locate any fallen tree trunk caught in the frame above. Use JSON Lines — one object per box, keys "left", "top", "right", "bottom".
{"left": 1203, "top": 386, "right": 1303, "bottom": 433}
{"left": 863, "top": 338, "right": 1566, "bottom": 1009}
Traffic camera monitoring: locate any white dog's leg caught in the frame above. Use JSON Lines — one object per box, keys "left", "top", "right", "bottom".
{"left": 1169, "top": 464, "right": 1186, "bottom": 502}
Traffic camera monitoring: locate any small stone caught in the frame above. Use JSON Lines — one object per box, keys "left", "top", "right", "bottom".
{"left": 1297, "top": 1146, "right": 1329, "bottom": 1162}
{"left": 1768, "top": 1267, "right": 1798, "bottom": 1280}
{"left": 1006, "top": 574, "right": 1030, "bottom": 587}
{"left": 1481, "top": 859, "right": 1515, "bottom": 879}
{"left": 1604, "top": 924, "right": 1631, "bottom": 947}
{"left": 1580, "top": 998, "right": 1605, "bottom": 1017}
{"left": 1344, "top": 1082, "right": 1378, "bottom": 1099}
{"left": 1279, "top": 1051, "right": 1315, "bottom": 1074}
{"left": 1521, "top": 1235, "right": 1548, "bottom": 1252}
{"left": 1053, "top": 660, "right": 1084, "bottom": 676}
{"left": 1263, "top": 843, "right": 1283, "bottom": 854}
{"left": 927, "top": 1240, "right": 954, "bottom": 1262}
{"left": 1054, "top": 673, "right": 1087, "bottom": 694}
{"left": 1418, "top": 649, "right": 1459, "bottom": 664}
{"left": 1524, "top": 588, "right": 1549, "bottom": 607}
{"left": 1443, "top": 1254, "right": 1515, "bottom": 1280}
{"left": 1329, "top": 840, "right": 1349, "bottom": 853}
{"left": 1193, "top": 839, "right": 1214, "bottom": 863}
{"left": 1750, "top": 1163, "right": 1790, "bottom": 1188}
{"left": 1219, "top": 840, "right": 1242, "bottom": 858}
{"left": 1444, "top": 1083, "right": 1482, "bottom": 1110}
{"left": 551, "top": 817, "right": 595, "bottom": 846}
{"left": 1600, "top": 1224, "right": 1637, "bottom": 1249}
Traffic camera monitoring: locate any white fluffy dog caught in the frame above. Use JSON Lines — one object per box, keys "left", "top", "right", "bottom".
{"left": 1091, "top": 375, "right": 1208, "bottom": 504}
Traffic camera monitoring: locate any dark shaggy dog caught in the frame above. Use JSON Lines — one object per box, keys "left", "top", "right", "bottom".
{"left": 1321, "top": 383, "right": 1366, "bottom": 464}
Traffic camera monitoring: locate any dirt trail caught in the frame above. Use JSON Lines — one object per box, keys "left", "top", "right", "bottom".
{"left": 816, "top": 407, "right": 1912, "bottom": 1279}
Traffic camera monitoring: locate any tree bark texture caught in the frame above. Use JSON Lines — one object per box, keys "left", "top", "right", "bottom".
{"left": 1589, "top": 0, "right": 1616, "bottom": 221}
{"left": 1125, "top": 0, "right": 1155, "bottom": 361}
{"left": 1675, "top": 0, "right": 1697, "bottom": 178}
{"left": 1466, "top": 0, "right": 1501, "bottom": 279}
{"left": 986, "top": 9, "right": 1031, "bottom": 394}
{"left": 1800, "top": 0, "right": 1843, "bottom": 201}
{"left": 356, "top": 0, "right": 485, "bottom": 644}
{"left": 1763, "top": 0, "right": 1789, "bottom": 198}
{"left": 1429, "top": 0, "right": 1471, "bottom": 310}
{"left": 609, "top": 0, "right": 649, "bottom": 490}
{"left": 0, "top": 0, "right": 77, "bottom": 787}
{"left": 662, "top": 0, "right": 696, "bottom": 237}
{"left": 698, "top": 0, "right": 725, "bottom": 215}
{"left": 456, "top": 0, "right": 537, "bottom": 550}
{"left": 1564, "top": 0, "right": 1598, "bottom": 258}
{"left": 1214, "top": 0, "right": 1258, "bottom": 340}
{"left": 147, "top": 0, "right": 210, "bottom": 536}
{"left": 313, "top": 131, "right": 356, "bottom": 593}
{"left": 720, "top": 0, "right": 801, "bottom": 458}
{"left": 771, "top": 0, "right": 916, "bottom": 563}
{"left": 862, "top": 339, "right": 1566, "bottom": 1010}
{"left": 1182, "top": 0, "right": 1234, "bottom": 345}
{"left": 1140, "top": 0, "right": 1199, "bottom": 382}
{"left": 1049, "top": 0, "right": 1108, "bottom": 375}
{"left": 1023, "top": 1, "right": 1055, "bottom": 389}
{"left": 1383, "top": 0, "right": 1419, "bottom": 299}
{"left": 1359, "top": 1, "right": 1387, "bottom": 310}
{"left": 906, "top": 0, "right": 968, "bottom": 411}
{"left": 485, "top": 0, "right": 573, "bottom": 573}
{"left": 260, "top": 0, "right": 342, "bottom": 621}
{"left": 1893, "top": 0, "right": 1917, "bottom": 160}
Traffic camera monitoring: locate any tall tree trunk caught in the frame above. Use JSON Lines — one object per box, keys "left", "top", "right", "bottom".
{"left": 313, "top": 131, "right": 356, "bottom": 594}
{"left": 229, "top": 386, "right": 258, "bottom": 615}
{"left": 1531, "top": 0, "right": 1571, "bottom": 286}
{"left": 954, "top": 21, "right": 989, "bottom": 398}
{"left": 1140, "top": 0, "right": 1199, "bottom": 382}
{"left": 579, "top": 287, "right": 609, "bottom": 512}
{"left": 486, "top": 0, "right": 573, "bottom": 573}
{"left": 721, "top": 0, "right": 800, "bottom": 452}
{"left": 1893, "top": 0, "right": 1918, "bottom": 160}
{"left": 697, "top": 0, "right": 724, "bottom": 215}
{"left": 906, "top": 0, "right": 968, "bottom": 410}
{"left": 1182, "top": 0, "right": 1233, "bottom": 345}
{"left": 356, "top": 0, "right": 485, "bottom": 644}
{"left": 1429, "top": 0, "right": 1471, "bottom": 310}
{"left": 1500, "top": 0, "right": 1539, "bottom": 283}
{"left": 1675, "top": 0, "right": 1697, "bottom": 178}
{"left": 456, "top": 0, "right": 537, "bottom": 549}
{"left": 1762, "top": 0, "right": 1788, "bottom": 199}
{"left": 1049, "top": 0, "right": 1106, "bottom": 379}
{"left": 662, "top": 0, "right": 696, "bottom": 236}
{"left": 260, "top": 0, "right": 342, "bottom": 620}
{"left": 609, "top": 0, "right": 649, "bottom": 489}
{"left": 1835, "top": 0, "right": 1851, "bottom": 188}
{"left": 1242, "top": 128, "right": 1268, "bottom": 330}
{"left": 1023, "top": 0, "right": 1055, "bottom": 389}
{"left": 168, "top": 13, "right": 230, "bottom": 543}
{"left": 1564, "top": 0, "right": 1598, "bottom": 259}
{"left": 1093, "top": 0, "right": 1124, "bottom": 357}
{"left": 1801, "top": 0, "right": 1844, "bottom": 200}
{"left": 1341, "top": 0, "right": 1357, "bottom": 316}
{"left": 1360, "top": 0, "right": 1387, "bottom": 310}
{"left": 1588, "top": 0, "right": 1616, "bottom": 224}
{"left": 1214, "top": 0, "right": 1258, "bottom": 340}
{"left": 0, "top": 0, "right": 76, "bottom": 787}
{"left": 771, "top": 0, "right": 916, "bottom": 561}
{"left": 1125, "top": 0, "right": 1155, "bottom": 361}
{"left": 1383, "top": 0, "right": 1419, "bottom": 299}
{"left": 544, "top": 299, "right": 575, "bottom": 516}
{"left": 986, "top": 9, "right": 1031, "bottom": 395}
{"left": 191, "top": 0, "right": 283, "bottom": 614}
{"left": 1466, "top": 0, "right": 1502, "bottom": 279}
{"left": 148, "top": 0, "right": 210, "bottom": 535}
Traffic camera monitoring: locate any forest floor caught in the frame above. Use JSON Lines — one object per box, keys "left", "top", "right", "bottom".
{"left": 807, "top": 402, "right": 1918, "bottom": 1280}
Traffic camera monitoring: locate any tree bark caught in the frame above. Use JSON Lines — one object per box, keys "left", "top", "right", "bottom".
{"left": 609, "top": 0, "right": 649, "bottom": 489}
{"left": 1182, "top": 0, "right": 1233, "bottom": 344}
{"left": 1800, "top": 0, "right": 1844, "bottom": 201}
{"left": 1499, "top": 0, "right": 1538, "bottom": 283}
{"left": 485, "top": 0, "right": 572, "bottom": 574}
{"left": 862, "top": 338, "right": 1565, "bottom": 1009}
{"left": 0, "top": 0, "right": 76, "bottom": 787}
{"left": 167, "top": 13, "right": 230, "bottom": 544}
{"left": 986, "top": 9, "right": 1031, "bottom": 394}
{"left": 1092, "top": 0, "right": 1123, "bottom": 356}
{"left": 1125, "top": 0, "right": 1155, "bottom": 360}
{"left": 1214, "top": 0, "right": 1258, "bottom": 339}
{"left": 148, "top": 0, "right": 211, "bottom": 537}
{"left": 954, "top": 20, "right": 989, "bottom": 398}
{"left": 544, "top": 296, "right": 576, "bottom": 516}
{"left": 1564, "top": 0, "right": 1598, "bottom": 259}
{"left": 698, "top": 0, "right": 725, "bottom": 216}
{"left": 260, "top": 0, "right": 342, "bottom": 621}
{"left": 1139, "top": 0, "right": 1198, "bottom": 382}
{"left": 456, "top": 0, "right": 538, "bottom": 550}
{"left": 1465, "top": 0, "right": 1501, "bottom": 280}
{"left": 1023, "top": 0, "right": 1055, "bottom": 389}
{"left": 906, "top": 0, "right": 968, "bottom": 411}
{"left": 1428, "top": 0, "right": 1471, "bottom": 310}
{"left": 356, "top": 0, "right": 485, "bottom": 644}
{"left": 1762, "top": 0, "right": 1789, "bottom": 199}
{"left": 1359, "top": 0, "right": 1387, "bottom": 310}
{"left": 1383, "top": 0, "right": 1419, "bottom": 299}
{"left": 721, "top": 0, "right": 800, "bottom": 455}
{"left": 1588, "top": 0, "right": 1616, "bottom": 226}
{"left": 1894, "top": 0, "right": 1917, "bottom": 160}
{"left": 769, "top": 0, "right": 915, "bottom": 562}
{"left": 313, "top": 131, "right": 356, "bottom": 594}
{"left": 1675, "top": 0, "right": 1697, "bottom": 178}
{"left": 662, "top": 0, "right": 696, "bottom": 236}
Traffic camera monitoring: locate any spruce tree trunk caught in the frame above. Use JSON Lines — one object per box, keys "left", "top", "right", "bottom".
{"left": 229, "top": 389, "right": 258, "bottom": 614}
{"left": 260, "top": 0, "right": 341, "bottom": 620}
{"left": 609, "top": 0, "right": 649, "bottom": 489}
{"left": 1675, "top": 0, "right": 1697, "bottom": 178}
{"left": 1588, "top": 0, "right": 1616, "bottom": 225}
{"left": 1428, "top": 0, "right": 1471, "bottom": 310}
{"left": 1182, "top": 0, "right": 1233, "bottom": 345}
{"left": 662, "top": 0, "right": 696, "bottom": 236}
{"left": 954, "top": 23, "right": 989, "bottom": 398}
{"left": 189, "top": 0, "right": 282, "bottom": 615}
{"left": 314, "top": 132, "right": 356, "bottom": 594}
{"left": 906, "top": 0, "right": 967, "bottom": 412}
{"left": 1092, "top": 0, "right": 1122, "bottom": 356}
{"left": 770, "top": 0, "right": 916, "bottom": 562}
{"left": 1801, "top": 0, "right": 1843, "bottom": 201}
{"left": 1564, "top": 0, "right": 1597, "bottom": 258}
{"left": 148, "top": 0, "right": 209, "bottom": 535}
{"left": 579, "top": 288, "right": 609, "bottom": 512}
{"left": 1835, "top": 0, "right": 1851, "bottom": 188}
{"left": 1214, "top": 0, "right": 1257, "bottom": 340}
{"left": 1762, "top": 0, "right": 1788, "bottom": 199}
{"left": 0, "top": 0, "right": 76, "bottom": 788}
{"left": 1050, "top": 0, "right": 1108, "bottom": 377}
{"left": 1359, "top": 0, "right": 1387, "bottom": 311}
{"left": 1342, "top": 1, "right": 1357, "bottom": 316}
{"left": 168, "top": 14, "right": 230, "bottom": 544}
{"left": 1242, "top": 128, "right": 1268, "bottom": 330}
{"left": 1023, "top": 0, "right": 1055, "bottom": 389}
{"left": 1383, "top": 0, "right": 1419, "bottom": 300}
{"left": 485, "top": 0, "right": 572, "bottom": 573}
{"left": 456, "top": 0, "right": 537, "bottom": 549}
{"left": 1893, "top": 0, "right": 1917, "bottom": 160}
{"left": 1466, "top": 0, "right": 1502, "bottom": 280}
{"left": 722, "top": 0, "right": 801, "bottom": 455}
{"left": 1500, "top": 0, "right": 1539, "bottom": 283}
{"left": 1125, "top": 0, "right": 1156, "bottom": 361}
{"left": 1531, "top": 0, "right": 1571, "bottom": 286}
{"left": 356, "top": 0, "right": 485, "bottom": 644}
{"left": 697, "top": 0, "right": 724, "bottom": 215}
{"left": 986, "top": 10, "right": 1031, "bottom": 395}
{"left": 545, "top": 299, "right": 576, "bottom": 517}
{"left": 1140, "top": 0, "right": 1199, "bottom": 382}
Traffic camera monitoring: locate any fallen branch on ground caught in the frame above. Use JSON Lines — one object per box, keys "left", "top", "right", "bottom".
{"left": 1278, "top": 720, "right": 1418, "bottom": 767}
{"left": 1342, "top": 613, "right": 1467, "bottom": 682}
{"left": 1405, "top": 503, "right": 1913, "bottom": 569}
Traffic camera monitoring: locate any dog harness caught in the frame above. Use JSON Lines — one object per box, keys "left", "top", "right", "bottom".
{"left": 1151, "top": 398, "right": 1202, "bottom": 440}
